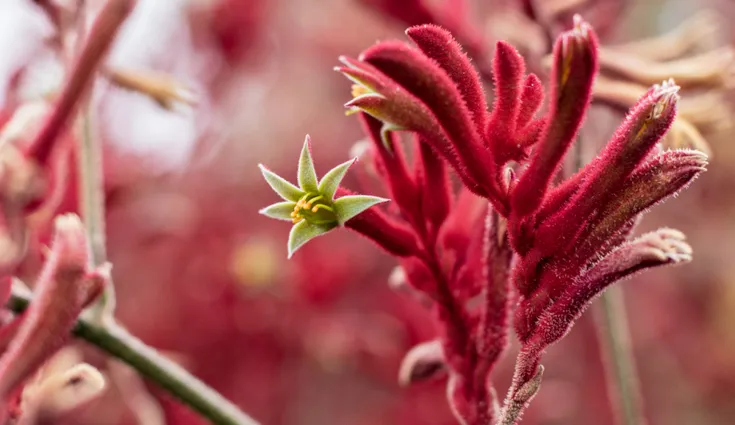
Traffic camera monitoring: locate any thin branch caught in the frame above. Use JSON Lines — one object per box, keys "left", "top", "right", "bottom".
{"left": 77, "top": 100, "right": 115, "bottom": 319}
{"left": 71, "top": 0, "right": 116, "bottom": 321}
{"left": 7, "top": 287, "right": 260, "bottom": 425}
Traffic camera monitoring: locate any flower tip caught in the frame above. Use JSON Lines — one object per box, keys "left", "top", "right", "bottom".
{"left": 651, "top": 81, "right": 680, "bottom": 118}
{"left": 559, "top": 15, "right": 596, "bottom": 62}
{"left": 572, "top": 14, "right": 590, "bottom": 37}
{"left": 337, "top": 55, "right": 358, "bottom": 68}
{"left": 495, "top": 40, "right": 521, "bottom": 56}
{"left": 54, "top": 213, "right": 84, "bottom": 233}
{"left": 681, "top": 148, "right": 709, "bottom": 168}
{"left": 405, "top": 23, "right": 443, "bottom": 38}
{"left": 34, "top": 363, "right": 107, "bottom": 419}
{"left": 398, "top": 340, "right": 446, "bottom": 387}
{"left": 66, "top": 363, "right": 106, "bottom": 390}
{"left": 52, "top": 214, "right": 88, "bottom": 265}
{"left": 640, "top": 228, "right": 693, "bottom": 264}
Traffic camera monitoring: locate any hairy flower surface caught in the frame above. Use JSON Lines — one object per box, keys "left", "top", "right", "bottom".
{"left": 328, "top": 14, "right": 707, "bottom": 425}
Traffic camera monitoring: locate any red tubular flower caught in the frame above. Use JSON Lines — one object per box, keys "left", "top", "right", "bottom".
{"left": 510, "top": 82, "right": 697, "bottom": 343}
{"left": 398, "top": 339, "right": 446, "bottom": 386}
{"left": 340, "top": 56, "right": 447, "bottom": 147}
{"left": 512, "top": 228, "right": 692, "bottom": 391}
{"left": 486, "top": 41, "right": 526, "bottom": 162}
{"left": 406, "top": 25, "right": 488, "bottom": 132}
{"left": 510, "top": 16, "right": 598, "bottom": 222}
{"left": 415, "top": 139, "right": 452, "bottom": 237}
{"left": 358, "top": 115, "right": 422, "bottom": 227}
{"left": 342, "top": 197, "right": 421, "bottom": 258}
{"left": 322, "top": 13, "right": 708, "bottom": 425}
{"left": 360, "top": 41, "right": 494, "bottom": 197}
{"left": 533, "top": 79, "right": 679, "bottom": 257}
{"left": 340, "top": 25, "right": 547, "bottom": 214}
{"left": 0, "top": 215, "right": 106, "bottom": 411}
{"left": 516, "top": 74, "right": 544, "bottom": 132}
{"left": 570, "top": 149, "right": 707, "bottom": 264}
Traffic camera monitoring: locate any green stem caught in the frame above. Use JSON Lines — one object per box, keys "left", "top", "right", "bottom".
{"left": 595, "top": 286, "right": 647, "bottom": 425}
{"left": 73, "top": 0, "right": 116, "bottom": 321}
{"left": 77, "top": 109, "right": 116, "bottom": 320}
{"left": 7, "top": 287, "right": 260, "bottom": 425}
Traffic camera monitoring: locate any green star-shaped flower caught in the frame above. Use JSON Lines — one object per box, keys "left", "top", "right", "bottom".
{"left": 259, "top": 135, "right": 389, "bottom": 258}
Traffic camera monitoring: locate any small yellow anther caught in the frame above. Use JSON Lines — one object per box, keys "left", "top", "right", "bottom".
{"left": 351, "top": 84, "right": 370, "bottom": 98}
{"left": 311, "top": 206, "right": 319, "bottom": 213}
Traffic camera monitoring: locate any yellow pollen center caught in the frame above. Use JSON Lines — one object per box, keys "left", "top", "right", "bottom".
{"left": 351, "top": 84, "right": 371, "bottom": 98}
{"left": 291, "top": 193, "right": 335, "bottom": 224}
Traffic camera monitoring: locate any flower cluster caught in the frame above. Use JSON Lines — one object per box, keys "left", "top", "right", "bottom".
{"left": 259, "top": 14, "right": 707, "bottom": 425}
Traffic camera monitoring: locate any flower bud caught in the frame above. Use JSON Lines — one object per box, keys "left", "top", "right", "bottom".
{"left": 511, "top": 15, "right": 598, "bottom": 218}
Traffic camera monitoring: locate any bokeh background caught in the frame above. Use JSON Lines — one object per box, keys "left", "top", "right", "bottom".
{"left": 3, "top": 0, "right": 735, "bottom": 424}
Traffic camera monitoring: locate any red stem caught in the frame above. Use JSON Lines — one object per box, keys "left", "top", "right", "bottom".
{"left": 27, "top": 0, "right": 136, "bottom": 167}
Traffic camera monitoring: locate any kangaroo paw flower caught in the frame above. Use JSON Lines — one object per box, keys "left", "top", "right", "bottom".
{"left": 259, "top": 135, "right": 388, "bottom": 258}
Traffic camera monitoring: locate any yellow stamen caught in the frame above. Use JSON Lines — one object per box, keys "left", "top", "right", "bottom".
{"left": 312, "top": 204, "right": 335, "bottom": 213}
{"left": 297, "top": 194, "right": 310, "bottom": 208}
{"left": 305, "top": 195, "right": 323, "bottom": 209}
{"left": 351, "top": 84, "right": 370, "bottom": 98}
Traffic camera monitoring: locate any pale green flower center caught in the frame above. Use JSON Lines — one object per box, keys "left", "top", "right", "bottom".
{"left": 291, "top": 193, "right": 337, "bottom": 225}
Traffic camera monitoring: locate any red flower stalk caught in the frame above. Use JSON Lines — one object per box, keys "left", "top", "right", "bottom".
{"left": 26, "top": 0, "right": 136, "bottom": 169}
{"left": 261, "top": 13, "right": 707, "bottom": 425}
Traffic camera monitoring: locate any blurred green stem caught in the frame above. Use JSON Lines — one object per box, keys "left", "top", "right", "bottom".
{"left": 7, "top": 286, "right": 260, "bottom": 425}
{"left": 595, "top": 286, "right": 647, "bottom": 425}
{"left": 572, "top": 133, "right": 645, "bottom": 425}
{"left": 77, "top": 109, "right": 117, "bottom": 321}
{"left": 73, "top": 0, "right": 116, "bottom": 323}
